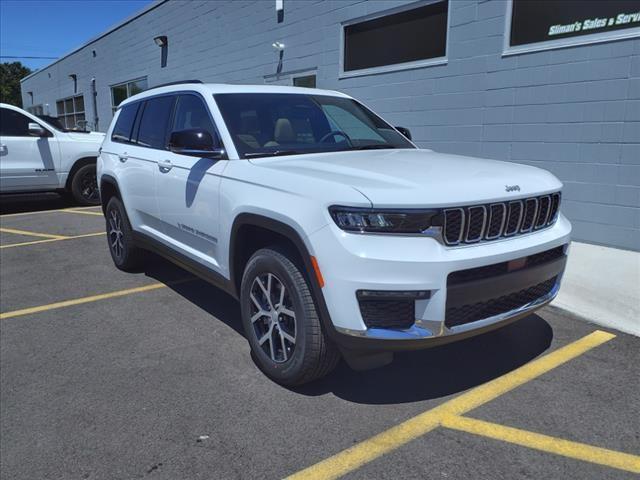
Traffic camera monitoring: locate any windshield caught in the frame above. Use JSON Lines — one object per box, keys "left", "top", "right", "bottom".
{"left": 214, "top": 93, "right": 414, "bottom": 158}
{"left": 36, "top": 115, "right": 91, "bottom": 132}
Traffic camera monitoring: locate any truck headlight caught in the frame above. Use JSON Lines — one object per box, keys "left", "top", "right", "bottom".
{"left": 329, "top": 206, "right": 440, "bottom": 234}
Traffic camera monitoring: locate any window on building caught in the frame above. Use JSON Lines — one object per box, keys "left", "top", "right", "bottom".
{"left": 111, "top": 103, "right": 140, "bottom": 144}
{"left": 342, "top": 0, "right": 448, "bottom": 76}
{"left": 0, "top": 107, "right": 32, "bottom": 136}
{"left": 136, "top": 95, "right": 175, "bottom": 149}
{"left": 507, "top": 0, "right": 640, "bottom": 53}
{"left": 56, "top": 95, "right": 85, "bottom": 130}
{"left": 111, "top": 77, "right": 148, "bottom": 113}
{"left": 26, "top": 105, "right": 44, "bottom": 115}
{"left": 293, "top": 75, "right": 316, "bottom": 88}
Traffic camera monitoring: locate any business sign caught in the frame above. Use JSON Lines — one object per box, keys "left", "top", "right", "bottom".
{"left": 510, "top": 0, "right": 640, "bottom": 47}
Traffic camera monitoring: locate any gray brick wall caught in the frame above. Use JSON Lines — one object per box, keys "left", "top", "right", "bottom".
{"left": 21, "top": 0, "right": 640, "bottom": 250}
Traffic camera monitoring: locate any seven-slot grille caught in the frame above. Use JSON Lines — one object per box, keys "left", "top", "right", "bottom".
{"left": 443, "top": 193, "right": 561, "bottom": 246}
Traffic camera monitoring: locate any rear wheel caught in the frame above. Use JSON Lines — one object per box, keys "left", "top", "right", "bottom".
{"left": 240, "top": 247, "right": 340, "bottom": 385}
{"left": 70, "top": 163, "right": 100, "bottom": 205}
{"left": 105, "top": 197, "right": 145, "bottom": 272}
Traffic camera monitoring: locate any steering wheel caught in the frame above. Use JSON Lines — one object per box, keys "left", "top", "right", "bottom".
{"left": 319, "top": 130, "right": 353, "bottom": 146}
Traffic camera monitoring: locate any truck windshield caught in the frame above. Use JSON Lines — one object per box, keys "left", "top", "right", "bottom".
{"left": 214, "top": 93, "right": 415, "bottom": 158}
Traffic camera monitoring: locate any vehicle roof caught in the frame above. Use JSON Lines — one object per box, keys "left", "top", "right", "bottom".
{"left": 120, "top": 83, "right": 352, "bottom": 108}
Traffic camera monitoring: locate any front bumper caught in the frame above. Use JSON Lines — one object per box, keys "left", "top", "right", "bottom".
{"left": 309, "top": 213, "right": 571, "bottom": 352}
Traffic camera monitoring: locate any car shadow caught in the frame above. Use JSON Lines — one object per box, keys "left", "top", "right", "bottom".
{"left": 0, "top": 192, "right": 75, "bottom": 215}
{"left": 142, "top": 253, "right": 553, "bottom": 405}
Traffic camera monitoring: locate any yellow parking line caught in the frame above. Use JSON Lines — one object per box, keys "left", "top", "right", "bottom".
{"left": 0, "top": 231, "right": 105, "bottom": 249}
{"left": 0, "top": 283, "right": 168, "bottom": 320}
{"left": 0, "top": 206, "right": 101, "bottom": 218}
{"left": 0, "top": 227, "right": 68, "bottom": 240}
{"left": 285, "top": 330, "right": 615, "bottom": 480}
{"left": 63, "top": 209, "right": 104, "bottom": 217}
{"left": 441, "top": 415, "right": 640, "bottom": 474}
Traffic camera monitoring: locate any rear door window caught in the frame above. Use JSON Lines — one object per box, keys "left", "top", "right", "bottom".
{"left": 111, "top": 103, "right": 139, "bottom": 143}
{"left": 136, "top": 95, "right": 175, "bottom": 149}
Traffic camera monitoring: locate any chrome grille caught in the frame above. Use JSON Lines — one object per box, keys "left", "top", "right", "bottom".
{"left": 442, "top": 193, "right": 561, "bottom": 246}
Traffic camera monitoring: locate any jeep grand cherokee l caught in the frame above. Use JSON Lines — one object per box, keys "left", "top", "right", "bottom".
{"left": 97, "top": 81, "right": 571, "bottom": 385}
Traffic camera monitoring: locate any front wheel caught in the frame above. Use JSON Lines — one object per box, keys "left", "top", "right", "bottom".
{"left": 105, "top": 197, "right": 145, "bottom": 272}
{"left": 70, "top": 163, "right": 100, "bottom": 205}
{"left": 240, "top": 247, "right": 340, "bottom": 386}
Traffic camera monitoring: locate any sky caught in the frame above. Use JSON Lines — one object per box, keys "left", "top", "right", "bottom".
{"left": 0, "top": 0, "right": 153, "bottom": 71}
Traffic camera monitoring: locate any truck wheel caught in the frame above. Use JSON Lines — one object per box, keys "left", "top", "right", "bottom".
{"left": 70, "top": 163, "right": 100, "bottom": 205}
{"left": 240, "top": 247, "right": 340, "bottom": 386}
{"left": 105, "top": 197, "right": 145, "bottom": 272}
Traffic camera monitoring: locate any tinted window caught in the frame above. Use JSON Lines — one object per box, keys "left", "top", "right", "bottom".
{"left": 171, "top": 95, "right": 216, "bottom": 139}
{"left": 136, "top": 96, "right": 175, "bottom": 149}
{"left": 510, "top": 0, "right": 640, "bottom": 47}
{"left": 111, "top": 103, "right": 139, "bottom": 143}
{"left": 0, "top": 108, "right": 32, "bottom": 137}
{"left": 344, "top": 1, "right": 448, "bottom": 72}
{"left": 215, "top": 93, "right": 413, "bottom": 158}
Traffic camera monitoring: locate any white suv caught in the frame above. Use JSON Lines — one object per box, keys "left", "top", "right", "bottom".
{"left": 98, "top": 82, "right": 571, "bottom": 385}
{"left": 0, "top": 103, "right": 105, "bottom": 204}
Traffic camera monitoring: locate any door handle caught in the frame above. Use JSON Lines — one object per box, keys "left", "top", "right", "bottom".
{"left": 158, "top": 159, "right": 173, "bottom": 172}
{"left": 0, "top": 143, "right": 7, "bottom": 153}
{"left": 118, "top": 153, "right": 128, "bottom": 163}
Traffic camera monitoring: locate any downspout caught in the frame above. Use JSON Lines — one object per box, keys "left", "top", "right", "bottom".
{"left": 91, "top": 77, "right": 99, "bottom": 131}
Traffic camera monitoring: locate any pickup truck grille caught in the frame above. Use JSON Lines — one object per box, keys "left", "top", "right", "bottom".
{"left": 443, "top": 192, "right": 561, "bottom": 246}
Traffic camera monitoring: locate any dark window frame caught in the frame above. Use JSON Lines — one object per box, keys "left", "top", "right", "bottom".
{"left": 340, "top": 0, "right": 449, "bottom": 78}
{"left": 504, "top": 0, "right": 640, "bottom": 56}
{"left": 111, "top": 91, "right": 226, "bottom": 156}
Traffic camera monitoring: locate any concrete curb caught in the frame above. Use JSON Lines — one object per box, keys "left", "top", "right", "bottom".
{"left": 552, "top": 242, "right": 639, "bottom": 337}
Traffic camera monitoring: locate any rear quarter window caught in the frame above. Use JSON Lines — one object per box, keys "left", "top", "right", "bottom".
{"left": 111, "top": 103, "right": 139, "bottom": 143}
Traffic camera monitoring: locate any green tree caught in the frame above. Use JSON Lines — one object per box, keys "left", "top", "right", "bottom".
{"left": 0, "top": 62, "right": 32, "bottom": 107}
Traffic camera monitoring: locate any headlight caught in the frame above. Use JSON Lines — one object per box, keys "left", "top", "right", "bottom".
{"left": 329, "top": 206, "right": 441, "bottom": 234}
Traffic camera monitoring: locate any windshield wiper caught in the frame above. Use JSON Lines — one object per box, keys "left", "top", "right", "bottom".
{"left": 351, "top": 144, "right": 395, "bottom": 150}
{"left": 244, "top": 150, "right": 303, "bottom": 158}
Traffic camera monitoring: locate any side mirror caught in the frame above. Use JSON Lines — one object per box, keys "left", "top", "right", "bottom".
{"left": 168, "top": 128, "right": 225, "bottom": 159}
{"left": 395, "top": 126, "right": 412, "bottom": 141}
{"left": 28, "top": 122, "right": 48, "bottom": 137}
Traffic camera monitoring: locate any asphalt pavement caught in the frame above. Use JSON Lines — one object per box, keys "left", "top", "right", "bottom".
{"left": 1, "top": 193, "right": 638, "bottom": 480}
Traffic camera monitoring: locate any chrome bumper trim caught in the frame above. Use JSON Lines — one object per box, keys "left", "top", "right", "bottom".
{"left": 335, "top": 281, "right": 561, "bottom": 341}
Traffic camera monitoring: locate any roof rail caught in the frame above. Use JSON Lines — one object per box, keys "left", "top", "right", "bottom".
{"left": 149, "top": 79, "right": 203, "bottom": 90}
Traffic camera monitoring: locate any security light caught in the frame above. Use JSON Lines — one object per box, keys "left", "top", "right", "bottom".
{"left": 272, "top": 41, "right": 285, "bottom": 51}
{"left": 154, "top": 35, "right": 168, "bottom": 47}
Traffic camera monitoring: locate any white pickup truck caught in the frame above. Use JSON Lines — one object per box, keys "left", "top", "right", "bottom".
{"left": 0, "top": 103, "right": 104, "bottom": 205}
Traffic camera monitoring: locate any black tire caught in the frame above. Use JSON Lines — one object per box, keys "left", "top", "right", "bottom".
{"left": 105, "top": 196, "right": 145, "bottom": 272}
{"left": 240, "top": 247, "right": 340, "bottom": 386}
{"left": 70, "top": 163, "right": 100, "bottom": 205}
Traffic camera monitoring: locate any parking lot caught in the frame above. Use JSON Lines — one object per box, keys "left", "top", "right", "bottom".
{"left": 1, "top": 194, "right": 638, "bottom": 480}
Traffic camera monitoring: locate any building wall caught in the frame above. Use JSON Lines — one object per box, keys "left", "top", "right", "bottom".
{"left": 21, "top": 0, "right": 640, "bottom": 250}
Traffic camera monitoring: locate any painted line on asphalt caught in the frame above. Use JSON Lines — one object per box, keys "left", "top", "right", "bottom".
{"left": 285, "top": 330, "right": 616, "bottom": 480}
{"left": 0, "top": 227, "right": 68, "bottom": 240}
{"left": 0, "top": 283, "right": 168, "bottom": 320}
{"left": 62, "top": 209, "right": 104, "bottom": 217}
{"left": 0, "top": 205, "right": 101, "bottom": 218}
{"left": 441, "top": 415, "right": 640, "bottom": 474}
{"left": 0, "top": 231, "right": 105, "bottom": 249}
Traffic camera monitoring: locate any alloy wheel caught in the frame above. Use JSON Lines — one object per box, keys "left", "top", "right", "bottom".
{"left": 108, "top": 208, "right": 125, "bottom": 259}
{"left": 249, "top": 273, "right": 296, "bottom": 363}
{"left": 80, "top": 168, "right": 99, "bottom": 202}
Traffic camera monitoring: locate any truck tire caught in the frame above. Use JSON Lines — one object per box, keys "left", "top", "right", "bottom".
{"left": 70, "top": 163, "right": 100, "bottom": 205}
{"left": 240, "top": 247, "right": 340, "bottom": 385}
{"left": 105, "top": 197, "right": 145, "bottom": 272}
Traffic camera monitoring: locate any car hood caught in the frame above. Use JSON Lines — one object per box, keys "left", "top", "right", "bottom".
{"left": 64, "top": 131, "right": 106, "bottom": 143}
{"left": 249, "top": 149, "right": 562, "bottom": 207}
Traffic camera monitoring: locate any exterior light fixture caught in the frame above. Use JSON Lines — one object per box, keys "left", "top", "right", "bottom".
{"left": 154, "top": 36, "right": 168, "bottom": 67}
{"left": 272, "top": 41, "right": 285, "bottom": 51}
